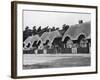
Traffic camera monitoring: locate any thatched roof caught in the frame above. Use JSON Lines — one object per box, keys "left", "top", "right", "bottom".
{"left": 49, "top": 30, "right": 62, "bottom": 42}
{"left": 24, "top": 35, "right": 40, "bottom": 44}
{"left": 38, "top": 30, "right": 62, "bottom": 49}
{"left": 86, "top": 34, "right": 91, "bottom": 39}
{"left": 40, "top": 32, "right": 49, "bottom": 43}
{"left": 40, "top": 30, "right": 62, "bottom": 43}
{"left": 62, "top": 21, "right": 90, "bottom": 41}
{"left": 24, "top": 30, "right": 62, "bottom": 45}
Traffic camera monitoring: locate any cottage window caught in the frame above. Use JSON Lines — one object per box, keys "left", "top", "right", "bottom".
{"left": 66, "top": 39, "right": 73, "bottom": 48}
{"left": 80, "top": 39, "right": 88, "bottom": 48}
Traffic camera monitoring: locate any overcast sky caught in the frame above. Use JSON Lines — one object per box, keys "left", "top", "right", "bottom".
{"left": 23, "top": 10, "right": 91, "bottom": 30}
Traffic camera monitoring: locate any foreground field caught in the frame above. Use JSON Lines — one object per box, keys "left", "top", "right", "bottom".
{"left": 23, "top": 54, "right": 90, "bottom": 69}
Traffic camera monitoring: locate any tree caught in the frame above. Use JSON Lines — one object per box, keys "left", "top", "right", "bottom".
{"left": 56, "top": 27, "right": 59, "bottom": 30}
{"left": 51, "top": 26, "right": 55, "bottom": 31}
{"left": 23, "top": 26, "right": 32, "bottom": 41}
{"left": 32, "top": 26, "right": 37, "bottom": 35}
{"left": 62, "top": 24, "right": 69, "bottom": 31}
{"left": 37, "top": 26, "right": 41, "bottom": 32}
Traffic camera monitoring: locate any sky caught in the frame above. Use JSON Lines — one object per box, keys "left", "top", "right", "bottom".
{"left": 23, "top": 10, "right": 91, "bottom": 30}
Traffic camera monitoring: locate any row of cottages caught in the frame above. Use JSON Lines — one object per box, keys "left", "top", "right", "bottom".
{"left": 23, "top": 30, "right": 62, "bottom": 50}
{"left": 23, "top": 21, "right": 91, "bottom": 54}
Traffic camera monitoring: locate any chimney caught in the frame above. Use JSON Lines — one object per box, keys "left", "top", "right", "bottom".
{"left": 79, "top": 20, "right": 83, "bottom": 24}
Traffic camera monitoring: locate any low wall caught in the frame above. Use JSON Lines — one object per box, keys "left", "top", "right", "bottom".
{"left": 23, "top": 47, "right": 90, "bottom": 54}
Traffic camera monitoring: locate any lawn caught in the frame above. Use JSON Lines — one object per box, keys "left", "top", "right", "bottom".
{"left": 23, "top": 54, "right": 90, "bottom": 69}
